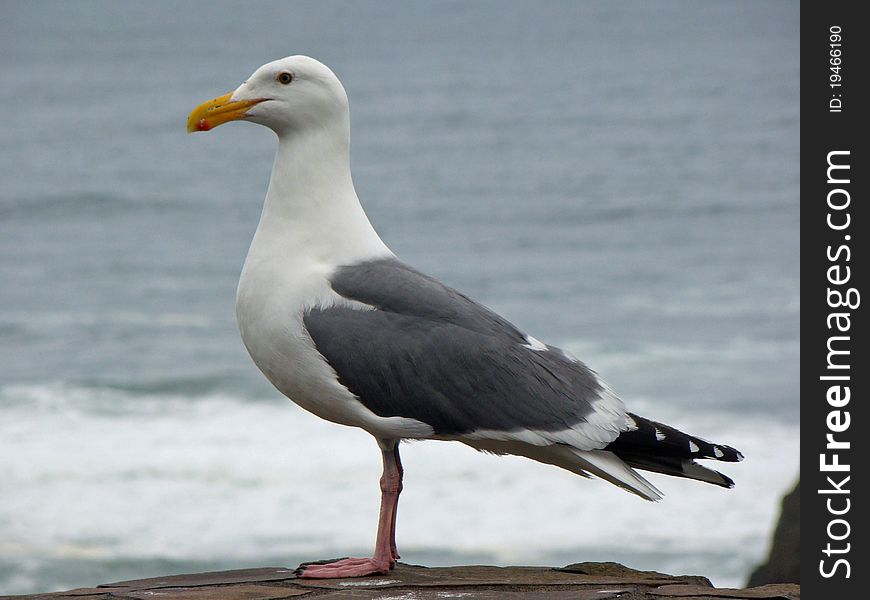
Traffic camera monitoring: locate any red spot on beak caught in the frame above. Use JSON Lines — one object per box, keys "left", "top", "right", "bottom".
{"left": 197, "top": 119, "right": 210, "bottom": 131}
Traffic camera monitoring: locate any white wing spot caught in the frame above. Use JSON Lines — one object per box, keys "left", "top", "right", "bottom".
{"left": 523, "top": 335, "right": 548, "bottom": 351}
{"left": 689, "top": 440, "right": 700, "bottom": 453}
{"left": 714, "top": 446, "right": 725, "bottom": 458}
{"left": 654, "top": 428, "right": 666, "bottom": 441}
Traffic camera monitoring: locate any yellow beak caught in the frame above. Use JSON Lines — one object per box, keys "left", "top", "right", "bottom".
{"left": 187, "top": 92, "right": 265, "bottom": 133}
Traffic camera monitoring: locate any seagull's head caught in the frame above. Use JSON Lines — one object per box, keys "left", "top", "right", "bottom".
{"left": 187, "top": 56, "right": 349, "bottom": 136}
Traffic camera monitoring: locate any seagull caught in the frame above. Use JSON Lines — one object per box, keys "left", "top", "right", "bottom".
{"left": 187, "top": 56, "right": 743, "bottom": 579}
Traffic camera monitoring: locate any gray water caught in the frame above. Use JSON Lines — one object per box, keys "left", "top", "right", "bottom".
{"left": 0, "top": 1, "right": 799, "bottom": 594}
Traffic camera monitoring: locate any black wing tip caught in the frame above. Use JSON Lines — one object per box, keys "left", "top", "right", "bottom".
{"left": 709, "top": 444, "right": 744, "bottom": 463}
{"left": 718, "top": 470, "right": 736, "bottom": 489}
{"left": 616, "top": 414, "right": 744, "bottom": 463}
{"left": 682, "top": 460, "right": 736, "bottom": 489}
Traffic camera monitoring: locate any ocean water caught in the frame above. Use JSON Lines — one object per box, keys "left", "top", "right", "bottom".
{"left": 0, "top": 0, "right": 799, "bottom": 594}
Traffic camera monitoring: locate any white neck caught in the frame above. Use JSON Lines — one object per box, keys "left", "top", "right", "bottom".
{"left": 251, "top": 120, "right": 392, "bottom": 267}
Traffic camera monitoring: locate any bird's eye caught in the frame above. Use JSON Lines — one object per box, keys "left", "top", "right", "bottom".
{"left": 277, "top": 72, "right": 293, "bottom": 85}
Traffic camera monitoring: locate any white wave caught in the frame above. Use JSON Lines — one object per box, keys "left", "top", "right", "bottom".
{"left": 1, "top": 382, "right": 797, "bottom": 589}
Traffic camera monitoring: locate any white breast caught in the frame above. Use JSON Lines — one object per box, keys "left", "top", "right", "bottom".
{"left": 234, "top": 232, "right": 352, "bottom": 422}
{"left": 235, "top": 225, "right": 433, "bottom": 441}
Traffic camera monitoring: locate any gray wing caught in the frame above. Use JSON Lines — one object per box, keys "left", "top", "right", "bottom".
{"left": 304, "top": 258, "right": 626, "bottom": 440}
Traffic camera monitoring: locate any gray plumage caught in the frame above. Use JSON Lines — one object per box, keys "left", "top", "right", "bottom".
{"left": 304, "top": 258, "right": 605, "bottom": 436}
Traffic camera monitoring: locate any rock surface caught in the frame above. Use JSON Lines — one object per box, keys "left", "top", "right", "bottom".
{"left": 3, "top": 562, "right": 799, "bottom": 600}
{"left": 748, "top": 478, "right": 800, "bottom": 586}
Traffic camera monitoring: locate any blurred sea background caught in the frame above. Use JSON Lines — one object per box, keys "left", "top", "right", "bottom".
{"left": 0, "top": 0, "right": 799, "bottom": 594}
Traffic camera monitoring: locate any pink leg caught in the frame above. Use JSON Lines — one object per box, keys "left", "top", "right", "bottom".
{"left": 297, "top": 440, "right": 403, "bottom": 578}
{"left": 389, "top": 444, "right": 402, "bottom": 561}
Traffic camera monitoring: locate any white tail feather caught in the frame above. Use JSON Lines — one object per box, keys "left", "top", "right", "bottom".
{"left": 571, "top": 449, "right": 663, "bottom": 501}
{"left": 461, "top": 439, "right": 663, "bottom": 501}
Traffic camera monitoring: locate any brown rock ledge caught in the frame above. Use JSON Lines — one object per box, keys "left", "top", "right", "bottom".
{"left": 2, "top": 562, "right": 800, "bottom": 600}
